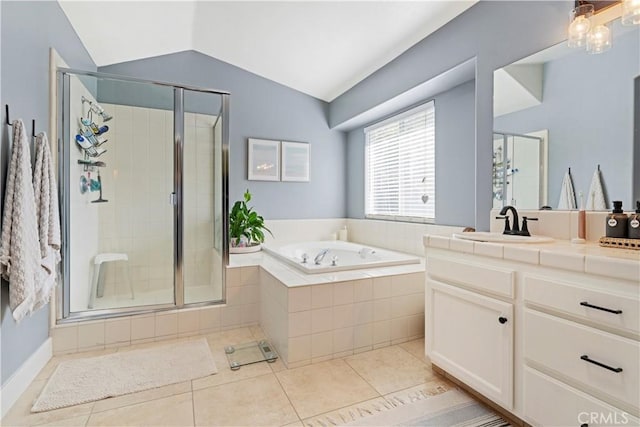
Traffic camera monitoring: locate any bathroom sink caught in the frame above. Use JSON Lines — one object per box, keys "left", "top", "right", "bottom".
{"left": 452, "top": 232, "right": 554, "bottom": 244}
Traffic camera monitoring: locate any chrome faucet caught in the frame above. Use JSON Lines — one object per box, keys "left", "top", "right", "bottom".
{"left": 314, "top": 249, "right": 329, "bottom": 265}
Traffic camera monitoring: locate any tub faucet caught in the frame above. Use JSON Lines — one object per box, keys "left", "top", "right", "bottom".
{"left": 314, "top": 249, "right": 329, "bottom": 265}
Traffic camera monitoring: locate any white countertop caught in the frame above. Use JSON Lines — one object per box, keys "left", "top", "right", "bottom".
{"left": 423, "top": 234, "right": 640, "bottom": 283}
{"left": 229, "top": 251, "right": 425, "bottom": 287}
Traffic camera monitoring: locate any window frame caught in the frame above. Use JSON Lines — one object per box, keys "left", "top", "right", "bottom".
{"left": 363, "top": 101, "right": 436, "bottom": 224}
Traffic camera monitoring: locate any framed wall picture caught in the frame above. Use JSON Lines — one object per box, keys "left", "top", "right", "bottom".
{"left": 247, "top": 138, "right": 280, "bottom": 181}
{"left": 281, "top": 141, "right": 310, "bottom": 182}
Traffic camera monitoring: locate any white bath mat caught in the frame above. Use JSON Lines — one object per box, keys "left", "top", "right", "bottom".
{"left": 32, "top": 338, "right": 216, "bottom": 412}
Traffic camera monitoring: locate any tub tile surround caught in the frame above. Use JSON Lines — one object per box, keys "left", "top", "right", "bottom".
{"left": 260, "top": 265, "right": 426, "bottom": 368}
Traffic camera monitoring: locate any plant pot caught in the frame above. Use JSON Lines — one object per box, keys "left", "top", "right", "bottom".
{"left": 229, "top": 243, "right": 262, "bottom": 254}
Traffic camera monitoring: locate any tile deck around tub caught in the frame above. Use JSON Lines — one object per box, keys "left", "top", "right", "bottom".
{"left": 4, "top": 327, "right": 498, "bottom": 427}
{"left": 230, "top": 250, "right": 425, "bottom": 288}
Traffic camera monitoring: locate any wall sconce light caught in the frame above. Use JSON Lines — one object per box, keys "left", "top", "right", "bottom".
{"left": 568, "top": 0, "right": 640, "bottom": 54}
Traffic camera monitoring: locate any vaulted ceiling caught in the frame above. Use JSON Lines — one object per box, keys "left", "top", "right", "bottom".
{"left": 59, "top": 1, "right": 477, "bottom": 101}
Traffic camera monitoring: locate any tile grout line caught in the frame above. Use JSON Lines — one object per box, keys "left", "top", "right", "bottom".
{"left": 340, "top": 351, "right": 384, "bottom": 397}
{"left": 341, "top": 342, "right": 435, "bottom": 400}
{"left": 272, "top": 370, "right": 304, "bottom": 426}
{"left": 395, "top": 341, "right": 430, "bottom": 366}
{"left": 190, "top": 380, "right": 196, "bottom": 427}
{"left": 249, "top": 324, "right": 306, "bottom": 425}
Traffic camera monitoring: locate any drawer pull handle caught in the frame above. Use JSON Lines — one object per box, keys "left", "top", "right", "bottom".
{"left": 579, "top": 301, "right": 622, "bottom": 315}
{"left": 498, "top": 317, "right": 508, "bottom": 324}
{"left": 580, "top": 355, "right": 623, "bottom": 373}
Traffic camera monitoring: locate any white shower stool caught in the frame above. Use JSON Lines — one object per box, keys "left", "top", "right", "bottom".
{"left": 88, "top": 253, "right": 134, "bottom": 309}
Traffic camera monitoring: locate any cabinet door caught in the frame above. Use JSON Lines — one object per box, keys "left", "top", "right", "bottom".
{"left": 426, "top": 279, "right": 513, "bottom": 409}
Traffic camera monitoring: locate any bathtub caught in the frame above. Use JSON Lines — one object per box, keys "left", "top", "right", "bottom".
{"left": 262, "top": 240, "right": 420, "bottom": 274}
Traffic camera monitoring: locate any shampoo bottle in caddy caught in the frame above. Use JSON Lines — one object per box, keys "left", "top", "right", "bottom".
{"left": 606, "top": 201, "right": 628, "bottom": 238}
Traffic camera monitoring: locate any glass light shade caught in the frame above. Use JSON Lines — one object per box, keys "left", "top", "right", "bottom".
{"left": 587, "top": 24, "right": 612, "bottom": 54}
{"left": 622, "top": 0, "right": 640, "bottom": 26}
{"left": 568, "top": 4, "right": 594, "bottom": 48}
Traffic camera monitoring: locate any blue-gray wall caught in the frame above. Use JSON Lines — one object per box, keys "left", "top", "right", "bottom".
{"left": 346, "top": 80, "right": 476, "bottom": 227}
{"left": 98, "top": 51, "right": 347, "bottom": 220}
{"left": 0, "top": 1, "right": 97, "bottom": 385}
{"left": 495, "top": 27, "right": 639, "bottom": 209}
{"left": 334, "top": 1, "right": 570, "bottom": 229}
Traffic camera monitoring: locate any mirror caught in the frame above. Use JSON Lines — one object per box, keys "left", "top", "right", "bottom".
{"left": 493, "top": 18, "right": 639, "bottom": 210}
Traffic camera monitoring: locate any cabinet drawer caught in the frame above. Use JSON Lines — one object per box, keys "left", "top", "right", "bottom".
{"left": 524, "top": 309, "right": 639, "bottom": 413}
{"left": 427, "top": 256, "right": 514, "bottom": 298}
{"left": 524, "top": 366, "right": 638, "bottom": 427}
{"left": 525, "top": 275, "right": 640, "bottom": 336}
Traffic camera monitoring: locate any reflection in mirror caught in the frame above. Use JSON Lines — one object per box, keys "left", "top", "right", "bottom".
{"left": 493, "top": 19, "right": 639, "bottom": 210}
{"left": 492, "top": 131, "right": 547, "bottom": 209}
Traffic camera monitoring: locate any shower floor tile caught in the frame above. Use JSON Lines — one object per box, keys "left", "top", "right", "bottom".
{"left": 4, "top": 328, "right": 494, "bottom": 427}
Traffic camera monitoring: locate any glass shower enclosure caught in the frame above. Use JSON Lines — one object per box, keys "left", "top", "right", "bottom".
{"left": 57, "top": 69, "right": 229, "bottom": 320}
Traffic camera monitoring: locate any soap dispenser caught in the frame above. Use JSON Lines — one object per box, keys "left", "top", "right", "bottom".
{"left": 606, "top": 201, "right": 628, "bottom": 238}
{"left": 628, "top": 201, "right": 640, "bottom": 239}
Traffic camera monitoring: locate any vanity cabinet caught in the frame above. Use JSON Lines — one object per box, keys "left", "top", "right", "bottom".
{"left": 424, "top": 241, "right": 640, "bottom": 427}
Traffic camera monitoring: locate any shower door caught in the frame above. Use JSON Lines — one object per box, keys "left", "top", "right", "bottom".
{"left": 58, "top": 70, "right": 228, "bottom": 320}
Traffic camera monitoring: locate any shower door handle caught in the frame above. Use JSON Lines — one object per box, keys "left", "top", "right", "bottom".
{"left": 169, "top": 192, "right": 177, "bottom": 206}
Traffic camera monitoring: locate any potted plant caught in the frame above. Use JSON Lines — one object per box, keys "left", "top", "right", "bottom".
{"left": 229, "top": 189, "right": 273, "bottom": 253}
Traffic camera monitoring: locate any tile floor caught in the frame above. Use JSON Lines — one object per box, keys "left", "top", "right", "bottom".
{"left": 3, "top": 326, "right": 462, "bottom": 427}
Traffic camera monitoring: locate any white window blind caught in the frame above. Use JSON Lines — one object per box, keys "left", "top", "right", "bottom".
{"left": 365, "top": 102, "right": 435, "bottom": 221}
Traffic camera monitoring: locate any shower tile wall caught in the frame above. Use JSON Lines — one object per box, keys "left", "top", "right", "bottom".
{"left": 90, "top": 104, "right": 220, "bottom": 307}
{"left": 96, "top": 104, "right": 174, "bottom": 304}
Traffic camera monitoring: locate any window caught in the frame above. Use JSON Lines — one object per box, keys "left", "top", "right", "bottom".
{"left": 365, "top": 102, "right": 435, "bottom": 222}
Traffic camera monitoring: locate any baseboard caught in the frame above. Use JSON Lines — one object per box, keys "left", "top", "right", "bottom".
{"left": 0, "top": 337, "right": 52, "bottom": 419}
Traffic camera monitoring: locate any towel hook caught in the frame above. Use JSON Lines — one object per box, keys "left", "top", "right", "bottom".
{"left": 4, "top": 105, "right": 37, "bottom": 138}
{"left": 597, "top": 164, "right": 600, "bottom": 171}
{"left": 568, "top": 167, "right": 571, "bottom": 175}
